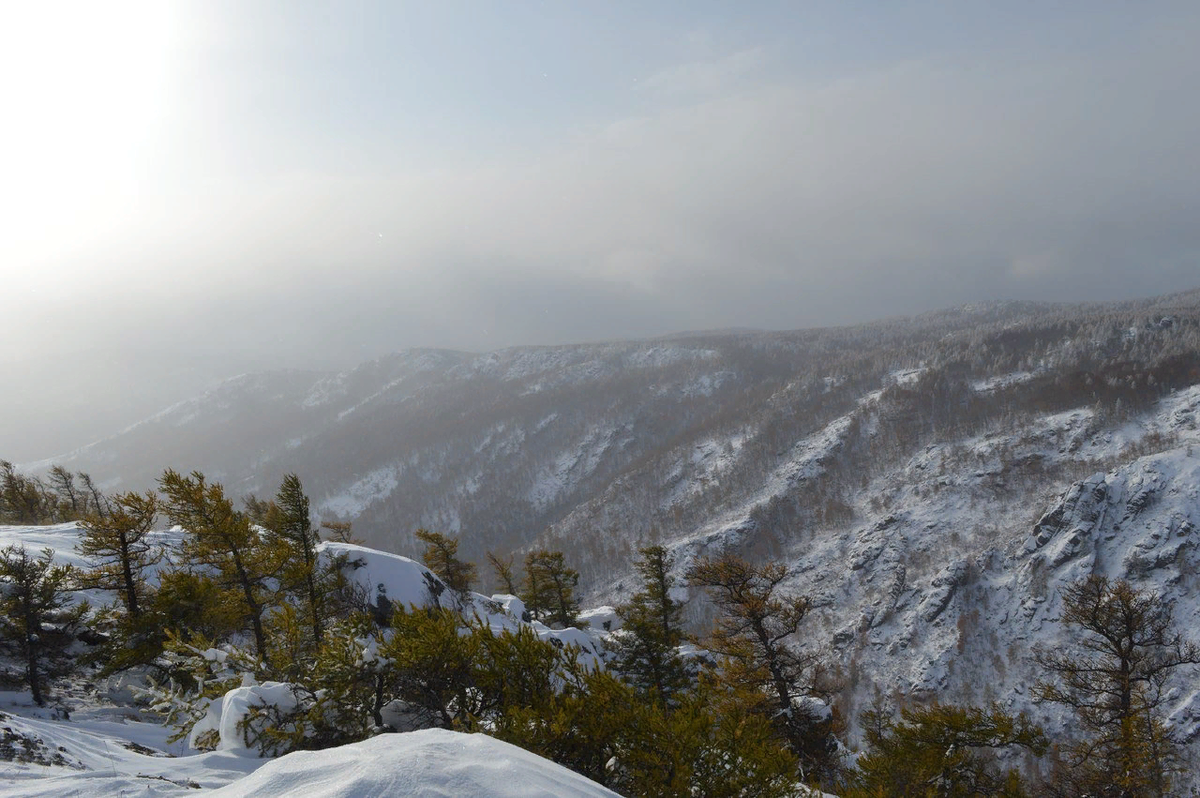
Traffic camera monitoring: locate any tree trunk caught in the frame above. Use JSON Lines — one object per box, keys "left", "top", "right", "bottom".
{"left": 119, "top": 531, "right": 140, "bottom": 619}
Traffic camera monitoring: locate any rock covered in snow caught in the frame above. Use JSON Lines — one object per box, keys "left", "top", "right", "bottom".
{"left": 208, "top": 728, "right": 622, "bottom": 798}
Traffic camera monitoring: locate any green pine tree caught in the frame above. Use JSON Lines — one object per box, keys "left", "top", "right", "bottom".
{"left": 0, "top": 545, "right": 86, "bottom": 705}
{"left": 258, "top": 474, "right": 329, "bottom": 654}
{"left": 612, "top": 544, "right": 694, "bottom": 705}
{"left": 522, "top": 550, "right": 580, "bottom": 628}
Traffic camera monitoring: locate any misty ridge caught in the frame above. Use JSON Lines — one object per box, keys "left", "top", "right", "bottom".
{"left": 5, "top": 2, "right": 1200, "bottom": 794}
{"left": 5, "top": 287, "right": 1200, "bottom": 794}
{"left": 26, "top": 289, "right": 1200, "bottom": 580}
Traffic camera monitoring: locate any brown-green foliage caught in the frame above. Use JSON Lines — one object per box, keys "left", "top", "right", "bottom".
{"left": 77, "top": 491, "right": 160, "bottom": 619}
{"left": 486, "top": 551, "right": 518, "bottom": 595}
{"left": 847, "top": 702, "right": 1047, "bottom": 797}
{"left": 1035, "top": 576, "right": 1200, "bottom": 797}
{"left": 496, "top": 659, "right": 803, "bottom": 798}
{"left": 611, "top": 545, "right": 694, "bottom": 705}
{"left": 687, "top": 553, "right": 837, "bottom": 783}
{"left": 75, "top": 491, "right": 168, "bottom": 672}
{"left": 150, "top": 569, "right": 244, "bottom": 646}
{"left": 320, "top": 519, "right": 360, "bottom": 545}
{"left": 0, "top": 461, "right": 55, "bottom": 524}
{"left": 46, "top": 466, "right": 83, "bottom": 518}
{"left": 0, "top": 462, "right": 102, "bottom": 524}
{"left": 158, "top": 470, "right": 278, "bottom": 660}
{"left": 0, "top": 545, "right": 86, "bottom": 705}
{"left": 415, "top": 529, "right": 477, "bottom": 599}
{"left": 521, "top": 549, "right": 580, "bottom": 628}
{"left": 253, "top": 474, "right": 333, "bottom": 661}
{"left": 384, "top": 605, "right": 480, "bottom": 728}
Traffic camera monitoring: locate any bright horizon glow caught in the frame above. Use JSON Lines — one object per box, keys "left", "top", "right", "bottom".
{"left": 0, "top": 2, "right": 1198, "bottom": 460}
{"left": 0, "top": 1, "right": 177, "bottom": 286}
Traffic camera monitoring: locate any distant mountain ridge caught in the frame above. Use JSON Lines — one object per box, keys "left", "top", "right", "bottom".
{"left": 29, "top": 288, "right": 1200, "bottom": 784}
{"left": 39, "top": 289, "right": 1200, "bottom": 577}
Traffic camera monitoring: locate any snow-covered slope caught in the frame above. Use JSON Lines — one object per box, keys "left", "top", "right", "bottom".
{"left": 680, "top": 383, "right": 1200, "bottom": 784}
{"left": 39, "top": 292, "right": 1200, "bottom": 582}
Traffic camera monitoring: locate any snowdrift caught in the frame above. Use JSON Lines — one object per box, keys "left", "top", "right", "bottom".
{"left": 209, "top": 728, "right": 621, "bottom": 798}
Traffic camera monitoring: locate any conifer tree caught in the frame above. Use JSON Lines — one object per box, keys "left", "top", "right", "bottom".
{"left": 0, "top": 545, "right": 85, "bottom": 705}
{"left": 522, "top": 550, "right": 580, "bottom": 627}
{"left": 1035, "top": 576, "right": 1200, "bottom": 797}
{"left": 259, "top": 474, "right": 328, "bottom": 651}
{"left": 78, "top": 472, "right": 109, "bottom": 518}
{"left": 1, "top": 461, "right": 53, "bottom": 523}
{"left": 687, "top": 553, "right": 835, "bottom": 781}
{"left": 150, "top": 569, "right": 245, "bottom": 647}
{"left": 321, "top": 519, "right": 360, "bottom": 544}
{"left": 487, "top": 551, "right": 518, "bottom": 595}
{"left": 612, "top": 544, "right": 694, "bottom": 704}
{"left": 847, "top": 702, "right": 1047, "bottom": 797}
{"left": 76, "top": 490, "right": 160, "bottom": 619}
{"left": 47, "top": 465, "right": 82, "bottom": 518}
{"left": 415, "top": 529, "right": 477, "bottom": 598}
{"left": 158, "top": 470, "right": 277, "bottom": 660}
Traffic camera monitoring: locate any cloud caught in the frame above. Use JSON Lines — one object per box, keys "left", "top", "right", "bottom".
{"left": 7, "top": 11, "right": 1200, "bottom": 368}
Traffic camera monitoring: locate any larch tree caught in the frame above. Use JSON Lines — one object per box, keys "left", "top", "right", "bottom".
{"left": 158, "top": 469, "right": 277, "bottom": 661}
{"left": 415, "top": 529, "right": 477, "bottom": 599}
{"left": 78, "top": 472, "right": 110, "bottom": 519}
{"left": 46, "top": 466, "right": 82, "bottom": 519}
{"left": 686, "top": 553, "right": 835, "bottom": 782}
{"left": 487, "top": 551, "right": 518, "bottom": 595}
{"left": 76, "top": 490, "right": 160, "bottom": 620}
{"left": 848, "top": 702, "right": 1047, "bottom": 797}
{"left": 1035, "top": 576, "right": 1200, "bottom": 797}
{"left": 522, "top": 550, "right": 580, "bottom": 628}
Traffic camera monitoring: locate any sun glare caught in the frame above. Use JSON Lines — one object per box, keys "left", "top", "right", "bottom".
{"left": 0, "top": 1, "right": 177, "bottom": 278}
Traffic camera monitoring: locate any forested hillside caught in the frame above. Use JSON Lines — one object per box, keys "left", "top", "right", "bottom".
{"left": 14, "top": 289, "right": 1200, "bottom": 792}
{"left": 33, "top": 291, "right": 1200, "bottom": 578}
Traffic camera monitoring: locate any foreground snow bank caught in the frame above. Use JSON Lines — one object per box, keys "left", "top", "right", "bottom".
{"left": 209, "top": 728, "right": 621, "bottom": 798}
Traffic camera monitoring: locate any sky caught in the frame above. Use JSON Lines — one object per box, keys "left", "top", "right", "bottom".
{"left": 2, "top": 1, "right": 1200, "bottom": 459}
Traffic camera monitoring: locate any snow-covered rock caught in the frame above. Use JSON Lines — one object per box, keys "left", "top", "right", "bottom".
{"left": 208, "top": 728, "right": 621, "bottom": 798}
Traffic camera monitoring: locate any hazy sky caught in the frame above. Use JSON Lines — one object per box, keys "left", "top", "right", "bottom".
{"left": 2, "top": 1, "right": 1200, "bottom": 456}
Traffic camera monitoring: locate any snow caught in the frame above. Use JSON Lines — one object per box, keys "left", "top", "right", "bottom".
{"left": 576, "top": 605, "right": 620, "bottom": 632}
{"left": 0, "top": 525, "right": 616, "bottom": 797}
{"left": 527, "top": 426, "right": 616, "bottom": 511}
{"left": 320, "top": 542, "right": 446, "bottom": 612}
{"left": 0, "top": 523, "right": 183, "bottom": 606}
{"left": 0, "top": 691, "right": 266, "bottom": 796}
{"left": 212, "top": 682, "right": 300, "bottom": 752}
{"left": 208, "top": 728, "right": 621, "bottom": 798}
{"left": 971, "top": 371, "right": 1035, "bottom": 392}
{"left": 319, "top": 542, "right": 607, "bottom": 663}
{"left": 0, "top": 698, "right": 621, "bottom": 797}
{"left": 318, "top": 465, "right": 402, "bottom": 517}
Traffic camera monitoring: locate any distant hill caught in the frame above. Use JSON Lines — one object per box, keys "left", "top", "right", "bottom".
{"left": 24, "top": 288, "right": 1200, "bottom": 785}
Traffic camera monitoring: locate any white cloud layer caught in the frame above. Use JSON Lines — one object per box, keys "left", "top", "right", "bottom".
{"left": 2, "top": 5, "right": 1199, "bottom": 376}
